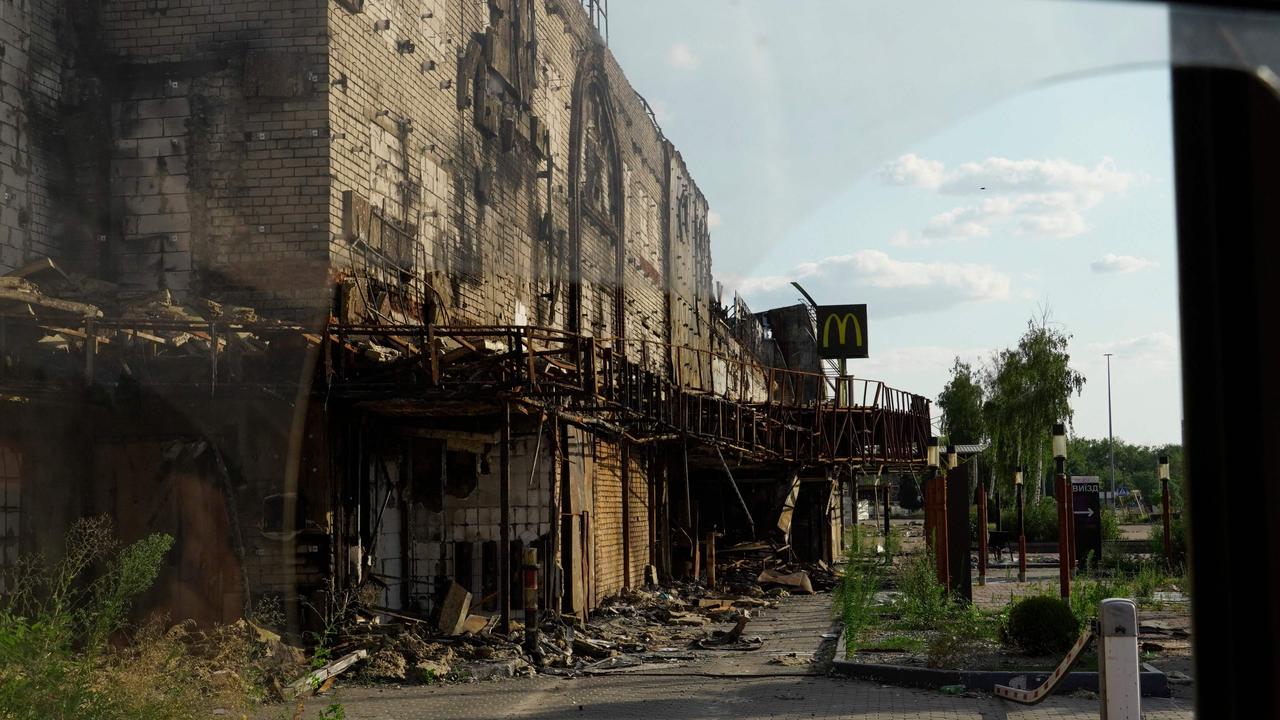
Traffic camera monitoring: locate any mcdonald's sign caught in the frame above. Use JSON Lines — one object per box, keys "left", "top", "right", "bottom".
{"left": 816, "top": 304, "right": 869, "bottom": 359}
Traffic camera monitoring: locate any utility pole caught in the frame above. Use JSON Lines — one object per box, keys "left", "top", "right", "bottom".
{"left": 1105, "top": 353, "right": 1116, "bottom": 510}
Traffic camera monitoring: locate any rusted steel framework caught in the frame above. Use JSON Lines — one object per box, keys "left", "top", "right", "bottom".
{"left": 1, "top": 314, "right": 931, "bottom": 471}
{"left": 327, "top": 323, "right": 932, "bottom": 470}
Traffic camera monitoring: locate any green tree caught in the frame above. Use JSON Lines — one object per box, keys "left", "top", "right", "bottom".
{"left": 1064, "top": 436, "right": 1184, "bottom": 514}
{"left": 982, "top": 314, "right": 1087, "bottom": 499}
{"left": 937, "top": 358, "right": 986, "bottom": 446}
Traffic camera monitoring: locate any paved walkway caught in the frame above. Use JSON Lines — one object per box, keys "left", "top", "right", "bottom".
{"left": 304, "top": 593, "right": 1195, "bottom": 720}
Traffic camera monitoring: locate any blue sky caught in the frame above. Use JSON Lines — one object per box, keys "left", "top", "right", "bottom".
{"left": 607, "top": 0, "right": 1181, "bottom": 446}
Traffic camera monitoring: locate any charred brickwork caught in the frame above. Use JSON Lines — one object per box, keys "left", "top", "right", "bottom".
{"left": 0, "top": 0, "right": 71, "bottom": 270}
{"left": 0, "top": 0, "right": 931, "bottom": 635}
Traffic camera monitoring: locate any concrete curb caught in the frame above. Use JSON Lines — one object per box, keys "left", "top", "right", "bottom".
{"left": 831, "top": 628, "right": 1171, "bottom": 698}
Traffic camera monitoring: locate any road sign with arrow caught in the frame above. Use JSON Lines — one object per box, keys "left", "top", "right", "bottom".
{"left": 1072, "top": 476, "right": 1102, "bottom": 571}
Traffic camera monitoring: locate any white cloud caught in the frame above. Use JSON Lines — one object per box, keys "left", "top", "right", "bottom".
{"left": 1087, "top": 332, "right": 1179, "bottom": 372}
{"left": 1091, "top": 253, "right": 1155, "bottom": 274}
{"left": 880, "top": 153, "right": 945, "bottom": 189}
{"left": 667, "top": 43, "right": 700, "bottom": 70}
{"left": 889, "top": 229, "right": 930, "bottom": 248}
{"left": 936, "top": 156, "right": 1131, "bottom": 196}
{"left": 707, "top": 211, "right": 722, "bottom": 229}
{"left": 881, "top": 155, "right": 1134, "bottom": 240}
{"left": 729, "top": 249, "right": 1011, "bottom": 317}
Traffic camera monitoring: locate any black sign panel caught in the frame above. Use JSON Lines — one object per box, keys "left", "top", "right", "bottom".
{"left": 1072, "top": 477, "right": 1103, "bottom": 572}
{"left": 816, "top": 304, "right": 869, "bottom": 359}
{"left": 946, "top": 467, "right": 973, "bottom": 602}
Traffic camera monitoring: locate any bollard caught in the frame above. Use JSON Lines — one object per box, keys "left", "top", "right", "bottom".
{"left": 522, "top": 548, "right": 539, "bottom": 655}
{"left": 1098, "top": 598, "right": 1141, "bottom": 720}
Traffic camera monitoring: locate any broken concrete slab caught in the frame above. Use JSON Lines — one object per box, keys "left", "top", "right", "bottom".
{"left": 461, "top": 613, "right": 497, "bottom": 635}
{"left": 438, "top": 582, "right": 472, "bottom": 635}
{"left": 757, "top": 568, "right": 814, "bottom": 594}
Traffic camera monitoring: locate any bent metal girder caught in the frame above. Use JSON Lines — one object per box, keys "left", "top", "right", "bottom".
{"left": 326, "top": 322, "right": 932, "bottom": 468}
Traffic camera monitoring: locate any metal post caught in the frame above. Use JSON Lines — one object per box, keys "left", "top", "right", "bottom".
{"left": 1016, "top": 479, "right": 1027, "bottom": 583}
{"left": 928, "top": 470, "right": 950, "bottom": 589}
{"left": 1106, "top": 353, "right": 1116, "bottom": 510}
{"left": 977, "top": 477, "right": 988, "bottom": 586}
{"left": 882, "top": 483, "right": 890, "bottom": 539}
{"left": 500, "top": 402, "right": 512, "bottom": 635}
{"left": 1158, "top": 454, "right": 1173, "bottom": 564}
{"left": 1099, "top": 598, "right": 1142, "bottom": 719}
{"left": 1162, "top": 478, "right": 1173, "bottom": 562}
{"left": 1056, "top": 457, "right": 1071, "bottom": 600}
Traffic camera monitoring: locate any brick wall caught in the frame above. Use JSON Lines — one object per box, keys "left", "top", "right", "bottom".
{"left": 590, "top": 436, "right": 622, "bottom": 602}
{"left": 0, "top": 0, "right": 69, "bottom": 273}
{"left": 98, "top": 0, "right": 332, "bottom": 318}
{"left": 408, "top": 433, "right": 553, "bottom": 615}
{"left": 626, "top": 447, "right": 649, "bottom": 584}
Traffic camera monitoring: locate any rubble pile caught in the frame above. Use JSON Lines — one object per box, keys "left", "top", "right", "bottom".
{"left": 291, "top": 540, "right": 853, "bottom": 689}
{"left": 716, "top": 540, "right": 841, "bottom": 596}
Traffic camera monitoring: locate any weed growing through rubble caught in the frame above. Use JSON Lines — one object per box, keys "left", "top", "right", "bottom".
{"left": 895, "top": 546, "right": 949, "bottom": 631}
{"left": 882, "top": 525, "right": 902, "bottom": 565}
{"left": 0, "top": 516, "right": 262, "bottom": 720}
{"left": 834, "top": 526, "right": 883, "bottom": 656}
{"left": 924, "top": 602, "right": 992, "bottom": 668}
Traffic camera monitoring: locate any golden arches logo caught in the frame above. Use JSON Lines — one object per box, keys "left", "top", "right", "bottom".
{"left": 822, "top": 312, "right": 863, "bottom": 348}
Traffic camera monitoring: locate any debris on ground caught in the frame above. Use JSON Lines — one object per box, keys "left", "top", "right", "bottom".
{"left": 288, "top": 649, "right": 369, "bottom": 698}
{"left": 757, "top": 568, "right": 815, "bottom": 594}
{"left": 768, "top": 652, "right": 812, "bottom": 667}
{"left": 279, "top": 538, "right": 850, "bottom": 690}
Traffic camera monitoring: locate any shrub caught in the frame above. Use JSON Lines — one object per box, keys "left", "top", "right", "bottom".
{"left": 1147, "top": 513, "right": 1189, "bottom": 565}
{"left": 1003, "top": 596, "right": 1079, "bottom": 655}
{"left": 1100, "top": 506, "right": 1121, "bottom": 542}
{"left": 882, "top": 525, "right": 902, "bottom": 565}
{"left": 896, "top": 547, "right": 949, "bottom": 630}
{"left": 0, "top": 516, "right": 259, "bottom": 720}
{"left": 834, "top": 527, "right": 882, "bottom": 655}
{"left": 924, "top": 603, "right": 991, "bottom": 668}
{"left": 1024, "top": 497, "right": 1060, "bottom": 542}
{"left": 1069, "top": 575, "right": 1131, "bottom": 626}
{"left": 1132, "top": 561, "right": 1167, "bottom": 600}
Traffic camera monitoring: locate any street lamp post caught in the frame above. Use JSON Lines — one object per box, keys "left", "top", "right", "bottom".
{"left": 1015, "top": 466, "right": 1027, "bottom": 582}
{"left": 1105, "top": 353, "right": 1116, "bottom": 510}
{"left": 1159, "top": 455, "right": 1173, "bottom": 563}
{"left": 1053, "top": 423, "right": 1072, "bottom": 600}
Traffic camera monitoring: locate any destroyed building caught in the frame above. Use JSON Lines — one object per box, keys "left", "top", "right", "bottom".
{"left": 0, "top": 0, "right": 931, "bottom": 634}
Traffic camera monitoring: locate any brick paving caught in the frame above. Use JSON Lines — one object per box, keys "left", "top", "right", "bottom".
{"left": 287, "top": 592, "right": 1195, "bottom": 720}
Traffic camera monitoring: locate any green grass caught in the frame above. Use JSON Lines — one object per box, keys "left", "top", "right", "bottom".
{"left": 833, "top": 527, "right": 884, "bottom": 656}
{"left": 0, "top": 517, "right": 265, "bottom": 720}
{"left": 861, "top": 634, "right": 925, "bottom": 653}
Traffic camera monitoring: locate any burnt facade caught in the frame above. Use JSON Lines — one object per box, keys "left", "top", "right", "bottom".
{"left": 0, "top": 0, "right": 930, "bottom": 631}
